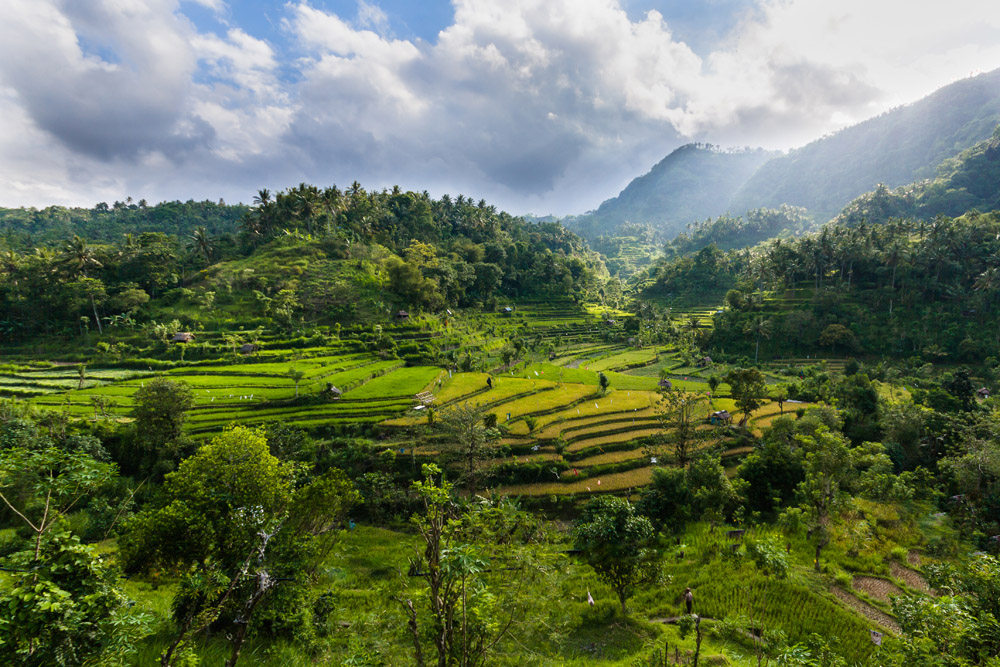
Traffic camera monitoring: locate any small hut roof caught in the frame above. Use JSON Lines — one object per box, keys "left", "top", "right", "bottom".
{"left": 329, "top": 385, "right": 343, "bottom": 396}
{"left": 240, "top": 343, "right": 257, "bottom": 354}
{"left": 658, "top": 378, "right": 672, "bottom": 388}
{"left": 172, "top": 332, "right": 194, "bottom": 343}
{"left": 977, "top": 387, "right": 991, "bottom": 397}
{"left": 712, "top": 410, "right": 731, "bottom": 419}
{"left": 502, "top": 306, "right": 513, "bottom": 312}
{"left": 396, "top": 310, "right": 409, "bottom": 318}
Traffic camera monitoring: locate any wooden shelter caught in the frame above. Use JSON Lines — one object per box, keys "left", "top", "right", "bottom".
{"left": 709, "top": 410, "right": 732, "bottom": 425}
{"left": 658, "top": 378, "right": 672, "bottom": 390}
{"left": 396, "top": 310, "right": 410, "bottom": 320}
{"left": 240, "top": 343, "right": 258, "bottom": 355}
{"left": 172, "top": 332, "right": 195, "bottom": 343}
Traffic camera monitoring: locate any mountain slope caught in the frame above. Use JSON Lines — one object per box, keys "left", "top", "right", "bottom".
{"left": 568, "top": 143, "right": 774, "bottom": 239}
{"left": 729, "top": 68, "right": 1000, "bottom": 222}
{"left": 834, "top": 124, "right": 1000, "bottom": 226}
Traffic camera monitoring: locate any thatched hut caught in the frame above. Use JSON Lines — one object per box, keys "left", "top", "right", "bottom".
{"left": 326, "top": 383, "right": 343, "bottom": 399}
{"left": 396, "top": 310, "right": 410, "bottom": 320}
{"left": 658, "top": 378, "right": 672, "bottom": 390}
{"left": 172, "top": 332, "right": 195, "bottom": 343}
{"left": 977, "top": 387, "right": 991, "bottom": 399}
{"left": 240, "top": 343, "right": 258, "bottom": 355}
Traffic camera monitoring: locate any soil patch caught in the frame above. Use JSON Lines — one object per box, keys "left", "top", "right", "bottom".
{"left": 852, "top": 576, "right": 904, "bottom": 604}
{"left": 891, "top": 561, "right": 932, "bottom": 594}
{"left": 830, "top": 588, "right": 900, "bottom": 633}
{"left": 906, "top": 550, "right": 922, "bottom": 567}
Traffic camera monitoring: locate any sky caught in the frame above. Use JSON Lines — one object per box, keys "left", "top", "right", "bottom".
{"left": 2, "top": 1, "right": 1000, "bottom": 216}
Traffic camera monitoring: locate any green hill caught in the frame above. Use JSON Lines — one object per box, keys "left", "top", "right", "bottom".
{"left": 568, "top": 143, "right": 774, "bottom": 239}
{"left": 729, "top": 68, "right": 1000, "bottom": 222}
{"left": 835, "top": 124, "right": 1000, "bottom": 225}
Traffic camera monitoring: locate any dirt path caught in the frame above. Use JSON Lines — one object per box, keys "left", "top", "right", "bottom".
{"left": 853, "top": 576, "right": 905, "bottom": 604}
{"left": 891, "top": 562, "right": 933, "bottom": 594}
{"left": 830, "top": 588, "right": 900, "bottom": 633}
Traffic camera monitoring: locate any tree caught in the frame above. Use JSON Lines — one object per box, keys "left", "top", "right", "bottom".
{"left": 130, "top": 378, "right": 194, "bottom": 478}
{"left": 120, "top": 426, "right": 358, "bottom": 667}
{"left": 0, "top": 446, "right": 115, "bottom": 563}
{"left": 889, "top": 554, "right": 1000, "bottom": 665}
{"left": 438, "top": 403, "right": 501, "bottom": 496}
{"left": 0, "top": 531, "right": 151, "bottom": 666}
{"left": 0, "top": 443, "right": 145, "bottom": 666}
{"left": 286, "top": 367, "right": 306, "bottom": 398}
{"left": 598, "top": 371, "right": 610, "bottom": 394}
{"left": 773, "top": 385, "right": 788, "bottom": 414}
{"left": 794, "top": 427, "right": 852, "bottom": 571}
{"left": 818, "top": 324, "right": 857, "bottom": 355}
{"left": 653, "top": 390, "right": 707, "bottom": 468}
{"left": 726, "top": 367, "right": 768, "bottom": 427}
{"left": 400, "top": 464, "right": 549, "bottom": 667}
{"left": 188, "top": 226, "right": 214, "bottom": 267}
{"left": 637, "top": 466, "right": 692, "bottom": 533}
{"left": 744, "top": 316, "right": 772, "bottom": 364}
{"left": 574, "top": 496, "right": 661, "bottom": 614}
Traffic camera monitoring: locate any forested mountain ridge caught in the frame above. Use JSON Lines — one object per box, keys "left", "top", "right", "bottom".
{"left": 834, "top": 124, "right": 1000, "bottom": 226}
{"left": 729, "top": 67, "right": 1000, "bottom": 222}
{"left": 0, "top": 199, "right": 247, "bottom": 247}
{"left": 0, "top": 183, "right": 608, "bottom": 342}
{"left": 568, "top": 143, "right": 774, "bottom": 239}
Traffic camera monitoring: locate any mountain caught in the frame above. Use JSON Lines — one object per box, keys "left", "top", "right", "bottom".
{"left": 729, "top": 68, "right": 1000, "bottom": 222}
{"left": 567, "top": 143, "right": 774, "bottom": 239}
{"left": 834, "top": 124, "right": 1000, "bottom": 226}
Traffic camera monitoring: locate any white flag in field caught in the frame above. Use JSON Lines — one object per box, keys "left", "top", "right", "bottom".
{"left": 870, "top": 630, "right": 882, "bottom": 646}
{"left": 587, "top": 590, "right": 594, "bottom": 606}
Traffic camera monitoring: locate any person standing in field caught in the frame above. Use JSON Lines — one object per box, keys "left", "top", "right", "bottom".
{"left": 684, "top": 587, "right": 694, "bottom": 614}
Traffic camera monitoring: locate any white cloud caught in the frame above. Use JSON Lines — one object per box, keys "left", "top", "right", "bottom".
{"left": 2, "top": 0, "right": 1000, "bottom": 215}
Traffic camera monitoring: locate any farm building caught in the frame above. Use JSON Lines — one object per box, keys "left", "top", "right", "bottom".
{"left": 698, "top": 356, "right": 713, "bottom": 367}
{"left": 709, "top": 410, "right": 731, "bottom": 425}
{"left": 977, "top": 387, "right": 991, "bottom": 399}
{"left": 172, "top": 332, "right": 195, "bottom": 343}
{"left": 396, "top": 310, "right": 410, "bottom": 320}
{"left": 604, "top": 319, "right": 617, "bottom": 326}
{"left": 326, "top": 384, "right": 343, "bottom": 399}
{"left": 502, "top": 306, "right": 514, "bottom": 316}
{"left": 658, "top": 378, "right": 672, "bottom": 390}
{"left": 240, "top": 343, "right": 257, "bottom": 355}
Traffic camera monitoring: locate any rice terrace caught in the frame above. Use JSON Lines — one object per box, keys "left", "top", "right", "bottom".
{"left": 2, "top": 6, "right": 1000, "bottom": 666}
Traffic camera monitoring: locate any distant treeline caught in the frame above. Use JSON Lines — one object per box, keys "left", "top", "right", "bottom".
{"left": 0, "top": 183, "right": 607, "bottom": 341}
{"left": 649, "top": 210, "right": 1000, "bottom": 361}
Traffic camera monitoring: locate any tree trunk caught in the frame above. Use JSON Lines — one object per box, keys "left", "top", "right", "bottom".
{"left": 225, "top": 571, "right": 274, "bottom": 667}
{"left": 91, "top": 294, "right": 103, "bottom": 334}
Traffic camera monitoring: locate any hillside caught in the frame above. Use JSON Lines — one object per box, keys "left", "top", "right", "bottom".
{"left": 568, "top": 143, "right": 774, "bottom": 239}
{"left": 0, "top": 199, "right": 247, "bottom": 246}
{"left": 729, "top": 68, "right": 1000, "bottom": 222}
{"left": 835, "top": 124, "right": 1000, "bottom": 225}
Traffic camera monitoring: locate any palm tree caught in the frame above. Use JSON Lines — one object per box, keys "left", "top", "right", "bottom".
{"left": 189, "top": 227, "right": 213, "bottom": 267}
{"left": 59, "top": 235, "right": 101, "bottom": 278}
{"left": 59, "top": 237, "right": 104, "bottom": 334}
{"left": 745, "top": 317, "right": 772, "bottom": 365}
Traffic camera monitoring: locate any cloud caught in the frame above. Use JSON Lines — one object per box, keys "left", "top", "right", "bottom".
{"left": 2, "top": 0, "right": 1000, "bottom": 215}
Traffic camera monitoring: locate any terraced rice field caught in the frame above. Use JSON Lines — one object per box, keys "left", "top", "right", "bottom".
{"left": 24, "top": 349, "right": 439, "bottom": 433}
{"left": 500, "top": 465, "right": 656, "bottom": 496}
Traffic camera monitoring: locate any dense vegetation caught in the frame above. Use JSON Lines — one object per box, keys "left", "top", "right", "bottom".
{"left": 569, "top": 144, "right": 774, "bottom": 239}
{"left": 729, "top": 68, "right": 1000, "bottom": 222}
{"left": 836, "top": 124, "right": 1000, "bottom": 226}
{"left": 4, "top": 76, "right": 1000, "bottom": 665}
{"left": 0, "top": 183, "right": 607, "bottom": 342}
